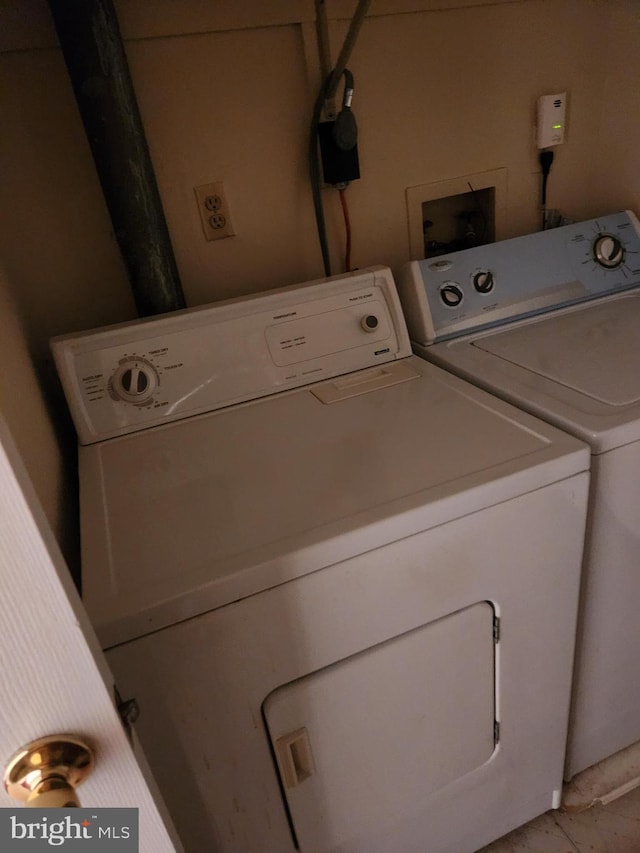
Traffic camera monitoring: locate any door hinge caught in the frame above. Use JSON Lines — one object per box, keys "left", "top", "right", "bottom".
{"left": 494, "top": 720, "right": 500, "bottom": 745}
{"left": 114, "top": 685, "right": 140, "bottom": 740}
{"left": 493, "top": 615, "right": 500, "bottom": 643}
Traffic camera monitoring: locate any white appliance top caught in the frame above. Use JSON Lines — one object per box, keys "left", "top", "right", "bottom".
{"left": 80, "top": 358, "right": 587, "bottom": 647}
{"left": 474, "top": 294, "right": 640, "bottom": 406}
{"left": 400, "top": 212, "right": 640, "bottom": 453}
{"left": 54, "top": 268, "right": 588, "bottom": 647}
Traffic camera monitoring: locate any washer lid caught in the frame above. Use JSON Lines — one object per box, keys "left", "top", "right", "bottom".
{"left": 474, "top": 295, "right": 640, "bottom": 406}
{"left": 424, "top": 292, "right": 640, "bottom": 453}
{"left": 80, "top": 356, "right": 587, "bottom": 648}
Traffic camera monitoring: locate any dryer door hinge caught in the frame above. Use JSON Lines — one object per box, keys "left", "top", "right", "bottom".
{"left": 493, "top": 615, "right": 500, "bottom": 643}
{"left": 494, "top": 720, "right": 500, "bottom": 745}
{"left": 114, "top": 685, "right": 140, "bottom": 742}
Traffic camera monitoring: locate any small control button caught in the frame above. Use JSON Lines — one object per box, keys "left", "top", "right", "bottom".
{"left": 361, "top": 314, "right": 379, "bottom": 332}
{"left": 593, "top": 234, "right": 624, "bottom": 269}
{"left": 121, "top": 368, "right": 149, "bottom": 395}
{"left": 472, "top": 270, "right": 495, "bottom": 294}
{"left": 111, "top": 358, "right": 158, "bottom": 405}
{"left": 440, "top": 283, "right": 463, "bottom": 307}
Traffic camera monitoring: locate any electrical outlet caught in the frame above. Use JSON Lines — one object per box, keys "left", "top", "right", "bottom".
{"left": 194, "top": 182, "right": 235, "bottom": 241}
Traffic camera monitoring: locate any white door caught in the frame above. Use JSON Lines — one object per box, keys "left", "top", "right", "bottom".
{"left": 0, "top": 415, "right": 182, "bottom": 851}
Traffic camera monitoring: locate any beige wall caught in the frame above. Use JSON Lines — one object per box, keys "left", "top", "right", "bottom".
{"left": 1, "top": 0, "right": 640, "bottom": 552}
{"left": 0, "top": 267, "right": 78, "bottom": 568}
{"left": 593, "top": 0, "right": 640, "bottom": 213}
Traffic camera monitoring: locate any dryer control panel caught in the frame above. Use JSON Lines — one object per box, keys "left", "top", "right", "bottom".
{"left": 399, "top": 210, "right": 640, "bottom": 345}
{"left": 52, "top": 266, "right": 410, "bottom": 444}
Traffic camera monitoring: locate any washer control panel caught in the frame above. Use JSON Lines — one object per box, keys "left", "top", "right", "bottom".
{"left": 52, "top": 266, "right": 410, "bottom": 444}
{"left": 399, "top": 211, "right": 640, "bottom": 345}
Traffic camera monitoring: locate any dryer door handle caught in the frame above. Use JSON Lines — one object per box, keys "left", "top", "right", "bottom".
{"left": 274, "top": 727, "right": 316, "bottom": 789}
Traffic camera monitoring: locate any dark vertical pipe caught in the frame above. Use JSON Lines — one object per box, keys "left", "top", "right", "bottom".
{"left": 47, "top": 0, "right": 186, "bottom": 316}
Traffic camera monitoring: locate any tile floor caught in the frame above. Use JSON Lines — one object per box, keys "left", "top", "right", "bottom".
{"left": 479, "top": 785, "right": 640, "bottom": 852}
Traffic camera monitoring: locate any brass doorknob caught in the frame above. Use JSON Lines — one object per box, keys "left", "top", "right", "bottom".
{"left": 4, "top": 735, "right": 95, "bottom": 808}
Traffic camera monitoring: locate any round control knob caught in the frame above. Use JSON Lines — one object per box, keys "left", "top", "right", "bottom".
{"left": 593, "top": 234, "right": 624, "bottom": 269}
{"left": 440, "top": 283, "right": 463, "bottom": 308}
{"left": 472, "top": 270, "right": 495, "bottom": 294}
{"left": 361, "top": 314, "right": 379, "bottom": 332}
{"left": 111, "top": 358, "right": 158, "bottom": 405}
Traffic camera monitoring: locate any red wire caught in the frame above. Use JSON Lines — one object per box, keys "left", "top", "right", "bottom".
{"left": 338, "top": 188, "right": 352, "bottom": 272}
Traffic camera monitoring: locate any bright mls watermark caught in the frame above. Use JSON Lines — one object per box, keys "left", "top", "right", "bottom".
{"left": 0, "top": 808, "right": 138, "bottom": 850}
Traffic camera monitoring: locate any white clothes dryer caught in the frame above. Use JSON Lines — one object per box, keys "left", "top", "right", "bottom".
{"left": 53, "top": 266, "right": 589, "bottom": 852}
{"left": 400, "top": 211, "right": 640, "bottom": 782}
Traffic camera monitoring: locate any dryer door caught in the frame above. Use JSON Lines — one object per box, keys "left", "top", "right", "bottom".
{"left": 263, "top": 601, "right": 496, "bottom": 852}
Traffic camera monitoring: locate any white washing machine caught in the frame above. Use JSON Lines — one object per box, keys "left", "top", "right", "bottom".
{"left": 399, "top": 211, "right": 640, "bottom": 782}
{"left": 53, "top": 266, "right": 589, "bottom": 853}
